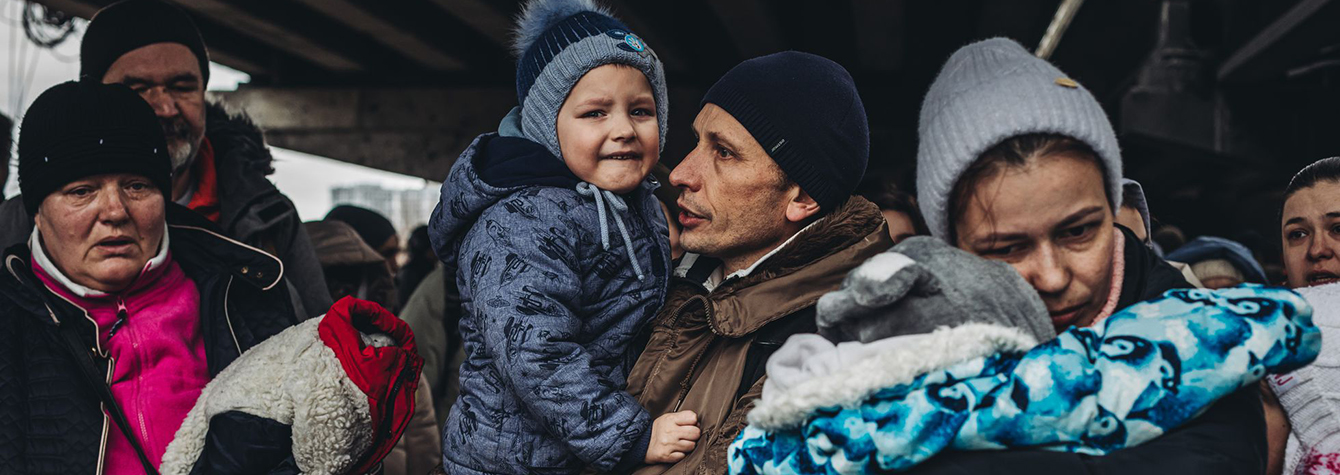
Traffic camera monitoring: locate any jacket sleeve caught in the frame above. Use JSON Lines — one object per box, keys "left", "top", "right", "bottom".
{"left": 462, "top": 201, "right": 651, "bottom": 472}
{"left": 777, "top": 355, "right": 1268, "bottom": 475}
{"left": 731, "top": 286, "right": 1314, "bottom": 474}
{"left": 0, "top": 314, "right": 26, "bottom": 472}
{"left": 904, "top": 386, "right": 1266, "bottom": 475}
{"left": 191, "top": 411, "right": 300, "bottom": 474}
{"left": 399, "top": 267, "right": 449, "bottom": 396}
{"left": 903, "top": 285, "right": 1313, "bottom": 474}
{"left": 962, "top": 286, "right": 1318, "bottom": 453}
{"left": 276, "top": 213, "right": 334, "bottom": 319}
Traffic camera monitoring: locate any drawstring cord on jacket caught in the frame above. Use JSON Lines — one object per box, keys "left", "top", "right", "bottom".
{"left": 576, "top": 182, "right": 645, "bottom": 281}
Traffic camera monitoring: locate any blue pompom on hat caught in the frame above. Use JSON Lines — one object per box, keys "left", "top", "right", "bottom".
{"left": 512, "top": 0, "right": 668, "bottom": 161}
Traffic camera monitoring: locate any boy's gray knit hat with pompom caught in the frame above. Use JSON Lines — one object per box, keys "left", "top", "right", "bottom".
{"left": 512, "top": 0, "right": 668, "bottom": 161}
{"left": 915, "top": 37, "right": 1123, "bottom": 240}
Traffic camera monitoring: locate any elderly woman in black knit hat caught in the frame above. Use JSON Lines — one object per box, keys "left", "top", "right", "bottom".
{"left": 0, "top": 81, "right": 298, "bottom": 473}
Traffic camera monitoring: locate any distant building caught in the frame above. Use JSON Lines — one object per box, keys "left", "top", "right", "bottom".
{"left": 331, "top": 184, "right": 438, "bottom": 238}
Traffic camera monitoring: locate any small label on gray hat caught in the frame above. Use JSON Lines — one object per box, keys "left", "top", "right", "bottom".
{"left": 610, "top": 30, "right": 650, "bottom": 58}
{"left": 624, "top": 33, "right": 645, "bottom": 52}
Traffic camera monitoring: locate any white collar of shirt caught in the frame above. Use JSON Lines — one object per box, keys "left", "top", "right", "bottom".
{"left": 29, "top": 224, "right": 170, "bottom": 298}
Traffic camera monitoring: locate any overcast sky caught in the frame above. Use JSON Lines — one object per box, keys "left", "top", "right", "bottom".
{"left": 1, "top": 1, "right": 436, "bottom": 221}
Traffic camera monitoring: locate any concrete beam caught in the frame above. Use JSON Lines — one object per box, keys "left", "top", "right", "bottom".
{"left": 604, "top": 1, "right": 688, "bottom": 73}
{"left": 852, "top": 0, "right": 904, "bottom": 71}
{"left": 207, "top": 51, "right": 269, "bottom": 76}
{"left": 170, "top": 0, "right": 363, "bottom": 72}
{"left": 426, "top": 0, "right": 513, "bottom": 48}
{"left": 289, "top": 0, "right": 467, "bottom": 71}
{"left": 213, "top": 86, "right": 515, "bottom": 180}
{"left": 1218, "top": 0, "right": 1340, "bottom": 83}
{"left": 216, "top": 84, "right": 715, "bottom": 180}
{"left": 32, "top": 0, "right": 281, "bottom": 76}
{"left": 708, "top": 0, "right": 784, "bottom": 58}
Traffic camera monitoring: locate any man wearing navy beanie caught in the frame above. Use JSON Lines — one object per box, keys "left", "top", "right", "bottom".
{"left": 698, "top": 51, "right": 871, "bottom": 214}
{"left": 625, "top": 52, "right": 892, "bottom": 474}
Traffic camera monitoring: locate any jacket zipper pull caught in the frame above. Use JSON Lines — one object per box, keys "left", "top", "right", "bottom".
{"left": 108, "top": 298, "right": 128, "bottom": 338}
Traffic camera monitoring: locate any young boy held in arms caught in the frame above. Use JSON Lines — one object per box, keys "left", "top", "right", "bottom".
{"left": 428, "top": 0, "right": 698, "bottom": 473}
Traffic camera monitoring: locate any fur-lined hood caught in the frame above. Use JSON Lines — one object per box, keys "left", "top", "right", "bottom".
{"left": 161, "top": 297, "right": 422, "bottom": 474}
{"left": 205, "top": 101, "right": 274, "bottom": 175}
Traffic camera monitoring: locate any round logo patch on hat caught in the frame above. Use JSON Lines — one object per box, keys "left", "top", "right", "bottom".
{"left": 624, "top": 33, "right": 645, "bottom": 52}
{"left": 609, "top": 29, "right": 650, "bottom": 57}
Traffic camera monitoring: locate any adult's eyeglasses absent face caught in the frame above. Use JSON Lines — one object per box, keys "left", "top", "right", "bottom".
{"left": 35, "top": 173, "right": 166, "bottom": 293}
{"left": 953, "top": 152, "right": 1116, "bottom": 331}
{"left": 1281, "top": 180, "right": 1340, "bottom": 289}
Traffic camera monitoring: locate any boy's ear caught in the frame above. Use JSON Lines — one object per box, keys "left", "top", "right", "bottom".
{"left": 785, "top": 188, "right": 821, "bottom": 224}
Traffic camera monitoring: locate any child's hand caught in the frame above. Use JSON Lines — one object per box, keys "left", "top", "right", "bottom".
{"left": 645, "top": 410, "right": 700, "bottom": 464}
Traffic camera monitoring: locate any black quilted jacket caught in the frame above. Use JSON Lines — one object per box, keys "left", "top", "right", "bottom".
{"left": 0, "top": 204, "right": 299, "bottom": 474}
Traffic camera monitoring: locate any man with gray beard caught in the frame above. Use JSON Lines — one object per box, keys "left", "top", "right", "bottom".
{"left": 0, "top": 0, "right": 330, "bottom": 318}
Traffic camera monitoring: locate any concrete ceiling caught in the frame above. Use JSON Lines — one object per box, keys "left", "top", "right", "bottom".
{"left": 27, "top": 0, "right": 1340, "bottom": 254}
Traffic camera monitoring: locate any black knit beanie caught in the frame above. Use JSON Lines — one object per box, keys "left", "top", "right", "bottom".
{"left": 325, "top": 205, "right": 397, "bottom": 249}
{"left": 19, "top": 81, "right": 172, "bottom": 216}
{"left": 80, "top": 0, "right": 210, "bottom": 85}
{"left": 702, "top": 51, "right": 869, "bottom": 215}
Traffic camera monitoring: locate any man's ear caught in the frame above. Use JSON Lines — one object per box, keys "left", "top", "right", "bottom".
{"left": 785, "top": 188, "right": 821, "bottom": 224}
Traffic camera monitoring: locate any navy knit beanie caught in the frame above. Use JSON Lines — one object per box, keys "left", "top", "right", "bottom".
{"left": 19, "top": 81, "right": 172, "bottom": 216}
{"left": 512, "top": 0, "right": 668, "bottom": 162}
{"left": 702, "top": 51, "right": 869, "bottom": 215}
{"left": 80, "top": 0, "right": 210, "bottom": 85}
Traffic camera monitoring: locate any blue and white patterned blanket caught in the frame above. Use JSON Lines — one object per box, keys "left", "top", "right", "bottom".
{"left": 728, "top": 285, "right": 1321, "bottom": 474}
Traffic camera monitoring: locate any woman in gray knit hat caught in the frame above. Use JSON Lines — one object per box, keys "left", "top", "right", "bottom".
{"left": 908, "top": 38, "right": 1265, "bottom": 474}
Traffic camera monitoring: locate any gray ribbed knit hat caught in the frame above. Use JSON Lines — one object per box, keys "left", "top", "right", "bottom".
{"left": 513, "top": 0, "right": 668, "bottom": 161}
{"left": 916, "top": 37, "right": 1122, "bottom": 240}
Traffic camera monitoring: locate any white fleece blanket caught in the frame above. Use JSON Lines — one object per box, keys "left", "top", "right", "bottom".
{"left": 1275, "top": 282, "right": 1340, "bottom": 475}
{"left": 750, "top": 323, "right": 1038, "bottom": 430}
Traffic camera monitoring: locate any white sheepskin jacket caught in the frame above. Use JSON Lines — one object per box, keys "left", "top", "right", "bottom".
{"left": 161, "top": 297, "right": 422, "bottom": 475}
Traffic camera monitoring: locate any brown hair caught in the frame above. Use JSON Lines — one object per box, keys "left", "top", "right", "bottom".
{"left": 864, "top": 185, "right": 930, "bottom": 236}
{"left": 1283, "top": 157, "right": 1340, "bottom": 204}
{"left": 947, "top": 133, "right": 1109, "bottom": 244}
